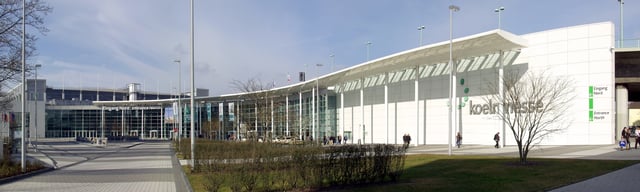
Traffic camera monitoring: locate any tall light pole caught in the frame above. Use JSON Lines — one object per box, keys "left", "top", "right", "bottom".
{"left": 20, "top": 0, "right": 26, "bottom": 172}
{"left": 417, "top": 26, "right": 426, "bottom": 46}
{"left": 330, "top": 54, "right": 335, "bottom": 72}
{"left": 618, "top": 0, "right": 624, "bottom": 47}
{"left": 314, "top": 63, "right": 323, "bottom": 142}
{"left": 174, "top": 59, "right": 182, "bottom": 142}
{"left": 366, "top": 41, "right": 372, "bottom": 61}
{"left": 189, "top": 0, "right": 196, "bottom": 168}
{"left": 448, "top": 4, "right": 460, "bottom": 156}
{"left": 34, "top": 64, "right": 41, "bottom": 150}
{"left": 494, "top": 6, "right": 505, "bottom": 30}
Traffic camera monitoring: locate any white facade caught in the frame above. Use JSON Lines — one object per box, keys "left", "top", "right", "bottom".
{"left": 336, "top": 22, "right": 615, "bottom": 146}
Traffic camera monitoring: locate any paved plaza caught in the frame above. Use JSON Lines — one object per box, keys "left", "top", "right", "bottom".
{"left": 0, "top": 140, "right": 189, "bottom": 192}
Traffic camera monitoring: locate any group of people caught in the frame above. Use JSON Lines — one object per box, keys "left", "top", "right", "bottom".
{"left": 323, "top": 135, "right": 347, "bottom": 145}
{"left": 620, "top": 127, "right": 640, "bottom": 150}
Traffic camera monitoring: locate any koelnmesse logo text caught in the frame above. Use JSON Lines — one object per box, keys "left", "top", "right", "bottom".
{"left": 469, "top": 99, "right": 543, "bottom": 115}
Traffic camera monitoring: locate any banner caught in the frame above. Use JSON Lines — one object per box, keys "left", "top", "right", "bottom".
{"left": 206, "top": 102, "right": 212, "bottom": 121}
{"left": 184, "top": 104, "right": 190, "bottom": 123}
{"left": 219, "top": 103, "right": 224, "bottom": 122}
{"left": 164, "top": 107, "right": 174, "bottom": 124}
{"left": 229, "top": 102, "right": 235, "bottom": 121}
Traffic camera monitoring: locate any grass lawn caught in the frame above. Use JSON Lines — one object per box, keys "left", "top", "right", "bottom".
{"left": 343, "top": 154, "right": 639, "bottom": 192}
{"left": 185, "top": 154, "right": 639, "bottom": 192}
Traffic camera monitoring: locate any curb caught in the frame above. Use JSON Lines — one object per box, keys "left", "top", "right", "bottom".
{"left": 171, "top": 144, "right": 193, "bottom": 192}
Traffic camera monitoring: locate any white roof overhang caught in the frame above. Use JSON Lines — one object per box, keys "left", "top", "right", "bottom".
{"left": 94, "top": 29, "right": 527, "bottom": 106}
{"left": 260, "top": 29, "right": 527, "bottom": 96}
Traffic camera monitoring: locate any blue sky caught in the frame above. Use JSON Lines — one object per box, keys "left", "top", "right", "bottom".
{"left": 32, "top": 0, "right": 639, "bottom": 96}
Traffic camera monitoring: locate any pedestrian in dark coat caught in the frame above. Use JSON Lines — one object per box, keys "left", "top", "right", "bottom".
{"left": 493, "top": 132, "right": 500, "bottom": 148}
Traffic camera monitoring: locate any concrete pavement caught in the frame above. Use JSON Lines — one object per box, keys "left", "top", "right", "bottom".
{"left": 0, "top": 140, "right": 189, "bottom": 192}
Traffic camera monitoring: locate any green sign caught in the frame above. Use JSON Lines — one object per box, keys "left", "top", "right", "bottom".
{"left": 589, "top": 86, "right": 593, "bottom": 122}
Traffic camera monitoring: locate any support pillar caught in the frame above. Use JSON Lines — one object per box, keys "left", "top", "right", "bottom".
{"left": 142, "top": 109, "right": 145, "bottom": 140}
{"left": 299, "top": 92, "right": 302, "bottom": 140}
{"left": 499, "top": 51, "right": 506, "bottom": 148}
{"left": 312, "top": 88, "right": 316, "bottom": 141}
{"left": 385, "top": 72, "right": 389, "bottom": 144}
{"left": 286, "top": 95, "right": 289, "bottom": 136}
{"left": 340, "top": 92, "right": 344, "bottom": 141}
{"left": 616, "top": 85, "right": 629, "bottom": 142}
{"left": 360, "top": 78, "right": 364, "bottom": 144}
{"left": 415, "top": 66, "right": 420, "bottom": 145}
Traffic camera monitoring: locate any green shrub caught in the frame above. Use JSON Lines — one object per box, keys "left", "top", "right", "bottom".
{"left": 184, "top": 139, "right": 406, "bottom": 191}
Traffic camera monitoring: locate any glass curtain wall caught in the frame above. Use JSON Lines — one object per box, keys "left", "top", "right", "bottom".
{"left": 46, "top": 107, "right": 168, "bottom": 139}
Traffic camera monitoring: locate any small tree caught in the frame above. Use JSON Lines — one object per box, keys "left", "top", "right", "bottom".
{"left": 231, "top": 78, "right": 280, "bottom": 141}
{"left": 484, "top": 71, "right": 574, "bottom": 164}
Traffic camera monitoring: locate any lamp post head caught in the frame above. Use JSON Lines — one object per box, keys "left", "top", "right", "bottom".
{"left": 35, "top": 64, "right": 42, "bottom": 68}
{"left": 494, "top": 6, "right": 505, "bottom": 12}
{"left": 173, "top": 59, "right": 180, "bottom": 63}
{"left": 316, "top": 63, "right": 323, "bottom": 67}
{"left": 418, "top": 26, "right": 425, "bottom": 30}
{"left": 449, "top": 5, "right": 460, "bottom": 12}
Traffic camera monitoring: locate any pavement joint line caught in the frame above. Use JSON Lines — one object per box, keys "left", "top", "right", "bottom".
{"left": 35, "top": 142, "right": 144, "bottom": 171}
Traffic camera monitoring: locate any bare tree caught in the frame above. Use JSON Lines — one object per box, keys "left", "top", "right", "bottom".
{"left": 484, "top": 71, "right": 574, "bottom": 164}
{"left": 230, "top": 78, "right": 277, "bottom": 141}
{"left": 0, "top": 0, "right": 52, "bottom": 110}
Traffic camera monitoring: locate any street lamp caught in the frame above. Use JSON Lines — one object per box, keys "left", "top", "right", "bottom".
{"left": 448, "top": 4, "right": 460, "bottom": 156}
{"left": 330, "top": 54, "right": 335, "bottom": 72}
{"left": 34, "top": 64, "right": 41, "bottom": 150}
{"left": 494, "top": 6, "right": 505, "bottom": 30}
{"left": 417, "top": 26, "right": 426, "bottom": 46}
{"left": 366, "top": 41, "right": 372, "bottom": 61}
{"left": 189, "top": 0, "right": 196, "bottom": 168}
{"left": 20, "top": 0, "right": 26, "bottom": 172}
{"left": 618, "top": 0, "right": 624, "bottom": 47}
{"left": 314, "top": 63, "right": 323, "bottom": 142}
{"left": 174, "top": 59, "right": 182, "bottom": 142}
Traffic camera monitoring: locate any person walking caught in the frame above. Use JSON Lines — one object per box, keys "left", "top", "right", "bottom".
{"left": 625, "top": 127, "right": 632, "bottom": 150}
{"left": 622, "top": 127, "right": 630, "bottom": 150}
{"left": 402, "top": 134, "right": 408, "bottom": 148}
{"left": 456, "top": 132, "right": 462, "bottom": 148}
{"left": 493, "top": 132, "right": 500, "bottom": 148}
{"left": 635, "top": 127, "right": 640, "bottom": 149}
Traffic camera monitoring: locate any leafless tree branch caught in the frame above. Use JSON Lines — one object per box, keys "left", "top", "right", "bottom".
{"left": 484, "top": 70, "right": 574, "bottom": 164}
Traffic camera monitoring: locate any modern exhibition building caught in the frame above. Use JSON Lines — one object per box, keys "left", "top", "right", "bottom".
{"left": 4, "top": 22, "right": 640, "bottom": 146}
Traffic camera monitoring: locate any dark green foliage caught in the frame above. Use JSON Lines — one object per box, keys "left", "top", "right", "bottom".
{"left": 0, "top": 156, "right": 45, "bottom": 179}
{"left": 179, "top": 140, "right": 406, "bottom": 191}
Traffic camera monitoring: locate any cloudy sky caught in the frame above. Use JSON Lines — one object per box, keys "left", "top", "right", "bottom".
{"left": 32, "top": 0, "right": 639, "bottom": 96}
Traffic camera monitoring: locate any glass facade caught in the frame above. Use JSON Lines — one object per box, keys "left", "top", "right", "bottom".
{"left": 45, "top": 107, "right": 173, "bottom": 139}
